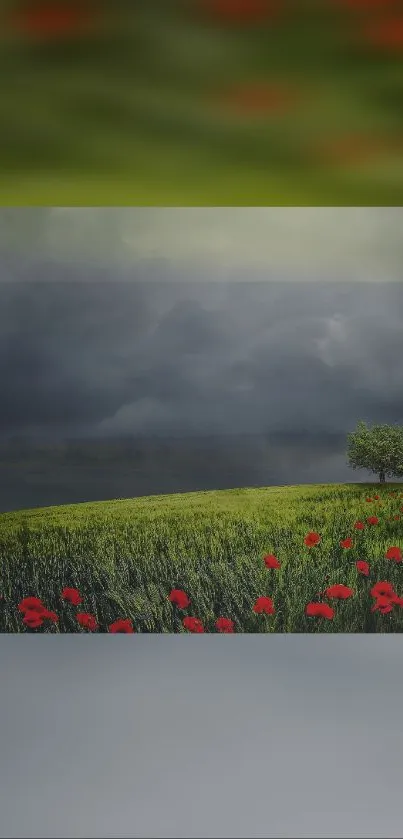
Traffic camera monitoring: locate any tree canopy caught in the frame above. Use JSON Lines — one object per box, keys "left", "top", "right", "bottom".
{"left": 347, "top": 421, "right": 403, "bottom": 483}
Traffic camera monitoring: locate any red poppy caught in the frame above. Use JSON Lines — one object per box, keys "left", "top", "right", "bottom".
{"left": 168, "top": 589, "right": 190, "bottom": 609}
{"left": 373, "top": 494, "right": 380, "bottom": 500}
{"left": 393, "top": 515, "right": 400, "bottom": 521}
{"left": 22, "top": 610, "right": 44, "bottom": 628}
{"left": 354, "top": 521, "right": 365, "bottom": 530}
{"left": 18, "top": 596, "right": 46, "bottom": 614}
{"left": 253, "top": 596, "right": 275, "bottom": 615}
{"left": 183, "top": 616, "right": 205, "bottom": 633}
{"left": 371, "top": 595, "right": 394, "bottom": 614}
{"left": 61, "top": 587, "right": 82, "bottom": 606}
{"left": 364, "top": 18, "right": 403, "bottom": 51}
{"left": 200, "top": 0, "right": 280, "bottom": 25}
{"left": 9, "top": 0, "right": 96, "bottom": 40}
{"left": 340, "top": 538, "right": 353, "bottom": 549}
{"left": 304, "top": 531, "right": 321, "bottom": 548}
{"left": 367, "top": 516, "right": 379, "bottom": 526}
{"left": 371, "top": 581, "right": 395, "bottom": 598}
{"left": 108, "top": 619, "right": 135, "bottom": 634}
{"left": 366, "top": 497, "right": 373, "bottom": 502}
{"left": 263, "top": 554, "right": 281, "bottom": 569}
{"left": 76, "top": 612, "right": 98, "bottom": 631}
{"left": 42, "top": 609, "right": 59, "bottom": 623}
{"left": 356, "top": 560, "right": 370, "bottom": 576}
{"left": 325, "top": 584, "right": 355, "bottom": 600}
{"left": 385, "top": 546, "right": 402, "bottom": 562}
{"left": 215, "top": 617, "right": 235, "bottom": 633}
{"left": 305, "top": 602, "right": 335, "bottom": 619}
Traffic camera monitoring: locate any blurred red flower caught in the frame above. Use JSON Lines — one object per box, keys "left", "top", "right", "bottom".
{"left": 356, "top": 560, "right": 370, "bottom": 576}
{"left": 109, "top": 619, "right": 135, "bottom": 633}
{"left": 304, "top": 532, "right": 321, "bottom": 547}
{"left": 215, "top": 617, "right": 235, "bottom": 633}
{"left": 76, "top": 612, "right": 98, "bottom": 631}
{"left": 340, "top": 538, "right": 353, "bottom": 549}
{"left": 200, "top": 0, "right": 280, "bottom": 25}
{"left": 367, "top": 516, "right": 379, "bottom": 526}
{"left": 371, "top": 581, "right": 395, "bottom": 598}
{"left": 61, "top": 587, "right": 82, "bottom": 606}
{"left": 325, "top": 584, "right": 355, "bottom": 599}
{"left": 168, "top": 589, "right": 190, "bottom": 609}
{"left": 9, "top": 0, "right": 97, "bottom": 40}
{"left": 253, "top": 596, "right": 275, "bottom": 615}
{"left": 385, "top": 546, "right": 402, "bottom": 562}
{"left": 18, "top": 596, "right": 46, "bottom": 614}
{"left": 23, "top": 610, "right": 44, "bottom": 628}
{"left": 263, "top": 554, "right": 281, "bottom": 569}
{"left": 183, "top": 616, "right": 205, "bottom": 633}
{"left": 371, "top": 595, "right": 394, "bottom": 614}
{"left": 305, "top": 602, "right": 335, "bottom": 619}
{"left": 354, "top": 521, "right": 365, "bottom": 530}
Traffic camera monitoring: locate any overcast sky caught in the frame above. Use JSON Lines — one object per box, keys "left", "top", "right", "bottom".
{"left": 0, "top": 207, "right": 402, "bottom": 509}
{"left": 2, "top": 635, "right": 403, "bottom": 838}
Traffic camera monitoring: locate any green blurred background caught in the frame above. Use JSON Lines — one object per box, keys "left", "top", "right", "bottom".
{"left": 1, "top": 0, "right": 403, "bottom": 204}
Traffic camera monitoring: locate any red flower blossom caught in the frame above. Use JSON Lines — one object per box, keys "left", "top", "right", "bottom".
{"left": 354, "top": 521, "right": 365, "bottom": 530}
{"left": 340, "top": 538, "right": 353, "bottom": 549}
{"left": 61, "top": 587, "right": 82, "bottom": 605}
{"left": 253, "top": 596, "right": 275, "bottom": 615}
{"left": 9, "top": 0, "right": 97, "bottom": 40}
{"left": 385, "top": 546, "right": 402, "bottom": 562}
{"left": 364, "top": 17, "right": 403, "bottom": 51}
{"left": 367, "top": 516, "right": 379, "bottom": 526}
{"left": 366, "top": 497, "right": 373, "bottom": 502}
{"left": 215, "top": 617, "right": 235, "bottom": 633}
{"left": 22, "top": 610, "right": 44, "bottom": 628}
{"left": 18, "top": 596, "right": 46, "bottom": 614}
{"left": 325, "top": 584, "right": 355, "bottom": 600}
{"left": 393, "top": 515, "right": 400, "bottom": 521}
{"left": 263, "top": 554, "right": 281, "bottom": 569}
{"left": 108, "top": 619, "right": 135, "bottom": 634}
{"left": 371, "top": 595, "right": 394, "bottom": 614}
{"left": 42, "top": 609, "right": 59, "bottom": 623}
{"left": 373, "top": 494, "right": 380, "bottom": 500}
{"left": 305, "top": 602, "right": 335, "bottom": 619}
{"left": 370, "top": 581, "right": 395, "bottom": 599}
{"left": 304, "top": 531, "right": 321, "bottom": 548}
{"left": 356, "top": 560, "right": 370, "bottom": 576}
{"left": 76, "top": 612, "right": 98, "bottom": 631}
{"left": 183, "top": 616, "right": 204, "bottom": 633}
{"left": 168, "top": 589, "right": 190, "bottom": 609}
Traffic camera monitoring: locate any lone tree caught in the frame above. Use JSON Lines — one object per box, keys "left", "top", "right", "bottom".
{"left": 347, "top": 421, "right": 403, "bottom": 484}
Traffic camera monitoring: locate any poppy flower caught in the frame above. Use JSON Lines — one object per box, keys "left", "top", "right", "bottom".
{"left": 340, "top": 538, "right": 353, "bottom": 549}
{"left": 263, "top": 554, "right": 281, "bottom": 569}
{"left": 305, "top": 602, "right": 335, "bottom": 619}
{"left": 22, "top": 610, "right": 44, "bottom": 628}
{"left": 253, "top": 596, "right": 275, "bottom": 615}
{"left": 9, "top": 0, "right": 96, "bottom": 40}
{"left": 366, "top": 497, "right": 373, "bottom": 502}
{"left": 42, "top": 609, "right": 59, "bottom": 623}
{"left": 354, "top": 521, "right": 365, "bottom": 530}
{"left": 370, "top": 581, "right": 395, "bottom": 598}
{"left": 356, "top": 560, "right": 370, "bottom": 576}
{"left": 385, "top": 546, "right": 402, "bottom": 562}
{"left": 18, "top": 596, "right": 47, "bottom": 614}
{"left": 215, "top": 617, "right": 235, "bottom": 633}
{"left": 325, "top": 584, "right": 355, "bottom": 600}
{"left": 393, "top": 515, "right": 400, "bottom": 521}
{"left": 61, "top": 587, "right": 82, "bottom": 605}
{"left": 183, "top": 616, "right": 204, "bottom": 633}
{"left": 371, "top": 595, "right": 394, "bottom": 614}
{"left": 364, "top": 18, "right": 403, "bottom": 51}
{"left": 200, "top": 0, "right": 279, "bottom": 26}
{"left": 76, "top": 612, "right": 98, "bottom": 631}
{"left": 304, "top": 531, "right": 321, "bottom": 548}
{"left": 108, "top": 619, "right": 135, "bottom": 633}
{"left": 168, "top": 589, "right": 190, "bottom": 609}
{"left": 367, "top": 516, "right": 379, "bottom": 526}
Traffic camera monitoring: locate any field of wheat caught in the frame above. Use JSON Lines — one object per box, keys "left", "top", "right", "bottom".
{"left": 0, "top": 483, "right": 402, "bottom": 633}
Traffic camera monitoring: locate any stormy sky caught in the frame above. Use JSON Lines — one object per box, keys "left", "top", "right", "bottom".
{"left": 0, "top": 208, "right": 402, "bottom": 511}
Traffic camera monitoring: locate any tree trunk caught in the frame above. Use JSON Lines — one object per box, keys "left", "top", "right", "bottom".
{"left": 379, "top": 470, "right": 386, "bottom": 484}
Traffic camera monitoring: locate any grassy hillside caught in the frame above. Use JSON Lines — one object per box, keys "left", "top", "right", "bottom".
{"left": 0, "top": 483, "right": 402, "bottom": 633}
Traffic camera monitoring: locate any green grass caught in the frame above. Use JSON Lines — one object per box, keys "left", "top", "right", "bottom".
{"left": 1, "top": 483, "right": 403, "bottom": 633}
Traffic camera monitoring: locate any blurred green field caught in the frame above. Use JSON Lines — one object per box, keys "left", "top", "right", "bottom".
{"left": 1, "top": 0, "right": 403, "bottom": 204}
{"left": 1, "top": 482, "right": 403, "bottom": 632}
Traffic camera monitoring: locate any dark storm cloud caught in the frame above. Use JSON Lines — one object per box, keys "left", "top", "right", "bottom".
{"left": 1, "top": 276, "right": 402, "bottom": 440}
